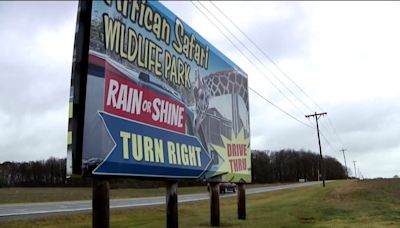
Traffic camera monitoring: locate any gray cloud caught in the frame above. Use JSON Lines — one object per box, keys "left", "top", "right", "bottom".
{"left": 0, "top": 1, "right": 399, "bottom": 179}
{"left": 0, "top": 2, "right": 78, "bottom": 31}
{"left": 328, "top": 98, "right": 400, "bottom": 154}
{"left": 0, "top": 2, "right": 78, "bottom": 162}
{"left": 246, "top": 2, "right": 310, "bottom": 60}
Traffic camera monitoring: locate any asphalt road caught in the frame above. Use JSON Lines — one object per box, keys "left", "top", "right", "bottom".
{"left": 0, "top": 181, "right": 321, "bottom": 220}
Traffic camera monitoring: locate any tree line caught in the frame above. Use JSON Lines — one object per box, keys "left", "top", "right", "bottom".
{"left": 251, "top": 149, "right": 347, "bottom": 183}
{"left": 0, "top": 149, "right": 347, "bottom": 187}
{"left": 0, "top": 157, "right": 66, "bottom": 187}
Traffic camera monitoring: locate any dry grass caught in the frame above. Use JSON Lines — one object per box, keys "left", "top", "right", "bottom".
{"left": 0, "top": 183, "right": 289, "bottom": 204}
{"left": 1, "top": 179, "right": 399, "bottom": 227}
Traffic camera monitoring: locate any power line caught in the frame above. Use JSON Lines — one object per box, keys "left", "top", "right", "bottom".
{"left": 293, "top": 115, "right": 344, "bottom": 178}
{"left": 190, "top": 2, "right": 315, "bottom": 129}
{"left": 353, "top": 161, "right": 357, "bottom": 179}
{"left": 208, "top": 1, "right": 345, "bottom": 150}
{"left": 318, "top": 120, "right": 343, "bottom": 150}
{"left": 307, "top": 121, "right": 339, "bottom": 157}
{"left": 320, "top": 131, "right": 339, "bottom": 154}
{"left": 208, "top": 1, "right": 316, "bottom": 113}
{"left": 340, "top": 149, "right": 348, "bottom": 178}
{"left": 326, "top": 117, "right": 344, "bottom": 145}
{"left": 305, "top": 112, "right": 327, "bottom": 187}
{"left": 189, "top": 1, "right": 344, "bottom": 158}
{"left": 192, "top": 1, "right": 310, "bottom": 118}
{"left": 249, "top": 88, "right": 314, "bottom": 129}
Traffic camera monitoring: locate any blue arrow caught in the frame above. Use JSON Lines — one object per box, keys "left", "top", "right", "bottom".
{"left": 93, "top": 111, "right": 212, "bottom": 179}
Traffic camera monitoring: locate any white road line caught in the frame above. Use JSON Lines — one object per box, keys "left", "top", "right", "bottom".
{"left": 0, "top": 181, "right": 322, "bottom": 218}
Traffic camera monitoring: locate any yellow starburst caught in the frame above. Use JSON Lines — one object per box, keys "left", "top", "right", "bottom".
{"left": 211, "top": 128, "right": 251, "bottom": 183}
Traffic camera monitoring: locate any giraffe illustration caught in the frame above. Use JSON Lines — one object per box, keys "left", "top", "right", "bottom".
{"left": 203, "top": 70, "right": 249, "bottom": 109}
{"left": 193, "top": 69, "right": 249, "bottom": 149}
{"left": 193, "top": 69, "right": 211, "bottom": 135}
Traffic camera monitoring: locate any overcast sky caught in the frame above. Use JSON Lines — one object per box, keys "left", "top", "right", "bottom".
{"left": 1, "top": 1, "right": 399, "bottom": 178}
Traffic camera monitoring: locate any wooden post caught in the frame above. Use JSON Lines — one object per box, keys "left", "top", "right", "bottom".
{"left": 237, "top": 183, "right": 246, "bottom": 220}
{"left": 209, "top": 182, "right": 220, "bottom": 226}
{"left": 305, "top": 112, "right": 327, "bottom": 187}
{"left": 166, "top": 181, "right": 178, "bottom": 228}
{"left": 92, "top": 177, "right": 110, "bottom": 228}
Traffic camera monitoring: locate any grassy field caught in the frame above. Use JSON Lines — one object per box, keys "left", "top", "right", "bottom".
{"left": 0, "top": 183, "right": 288, "bottom": 204}
{"left": 1, "top": 179, "right": 399, "bottom": 227}
{"left": 0, "top": 186, "right": 207, "bottom": 204}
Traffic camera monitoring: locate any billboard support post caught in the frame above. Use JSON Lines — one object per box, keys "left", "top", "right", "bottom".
{"left": 92, "top": 177, "right": 110, "bottom": 228}
{"left": 209, "top": 182, "right": 220, "bottom": 226}
{"left": 166, "top": 181, "right": 178, "bottom": 228}
{"left": 237, "top": 183, "right": 246, "bottom": 220}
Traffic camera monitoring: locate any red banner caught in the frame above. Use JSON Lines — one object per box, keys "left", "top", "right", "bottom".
{"left": 104, "top": 70, "right": 186, "bottom": 133}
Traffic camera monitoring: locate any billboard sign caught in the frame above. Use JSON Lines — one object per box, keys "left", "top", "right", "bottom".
{"left": 68, "top": 0, "right": 251, "bottom": 182}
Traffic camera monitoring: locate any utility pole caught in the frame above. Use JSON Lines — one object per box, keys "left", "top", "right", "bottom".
{"left": 340, "top": 149, "right": 348, "bottom": 178}
{"left": 306, "top": 112, "right": 327, "bottom": 187}
{"left": 353, "top": 161, "right": 357, "bottom": 179}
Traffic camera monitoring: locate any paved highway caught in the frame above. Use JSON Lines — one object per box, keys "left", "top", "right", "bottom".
{"left": 0, "top": 181, "right": 321, "bottom": 219}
